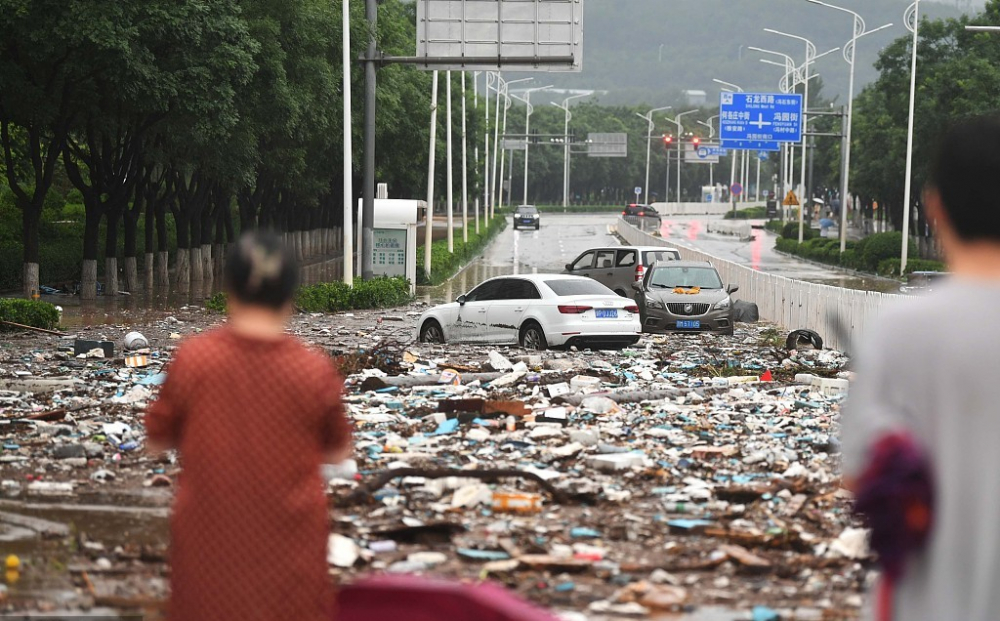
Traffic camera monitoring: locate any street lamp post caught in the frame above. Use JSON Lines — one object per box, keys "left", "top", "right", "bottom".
{"left": 754, "top": 48, "right": 799, "bottom": 222}
{"left": 488, "top": 76, "right": 531, "bottom": 219}
{"left": 637, "top": 106, "right": 673, "bottom": 205}
{"left": 552, "top": 92, "right": 594, "bottom": 210}
{"left": 808, "top": 0, "right": 892, "bottom": 253}
{"left": 698, "top": 115, "right": 718, "bottom": 189}
{"left": 764, "top": 29, "right": 818, "bottom": 243}
{"left": 713, "top": 79, "right": 743, "bottom": 214}
{"left": 515, "top": 85, "right": 554, "bottom": 206}
{"left": 901, "top": 0, "right": 920, "bottom": 274}
{"left": 665, "top": 110, "right": 699, "bottom": 203}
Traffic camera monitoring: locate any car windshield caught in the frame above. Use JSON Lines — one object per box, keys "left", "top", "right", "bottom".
{"left": 648, "top": 266, "right": 723, "bottom": 289}
{"left": 516, "top": 206, "right": 537, "bottom": 215}
{"left": 544, "top": 279, "right": 613, "bottom": 297}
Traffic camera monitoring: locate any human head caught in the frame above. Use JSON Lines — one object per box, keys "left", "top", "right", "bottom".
{"left": 224, "top": 230, "right": 298, "bottom": 311}
{"left": 926, "top": 115, "right": 1000, "bottom": 245}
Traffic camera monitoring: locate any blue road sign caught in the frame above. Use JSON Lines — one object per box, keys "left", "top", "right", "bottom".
{"left": 634, "top": 186, "right": 642, "bottom": 196}
{"left": 758, "top": 151, "right": 770, "bottom": 162}
{"left": 696, "top": 145, "right": 728, "bottom": 159}
{"left": 730, "top": 183, "right": 743, "bottom": 196}
{"left": 720, "top": 92, "right": 803, "bottom": 147}
{"left": 721, "top": 139, "right": 781, "bottom": 151}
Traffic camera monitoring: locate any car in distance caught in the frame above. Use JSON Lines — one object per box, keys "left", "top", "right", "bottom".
{"left": 563, "top": 246, "right": 681, "bottom": 298}
{"left": 513, "top": 205, "right": 540, "bottom": 230}
{"left": 899, "top": 270, "right": 949, "bottom": 294}
{"left": 622, "top": 204, "right": 661, "bottom": 221}
{"left": 417, "top": 274, "right": 641, "bottom": 350}
{"left": 631, "top": 260, "right": 738, "bottom": 335}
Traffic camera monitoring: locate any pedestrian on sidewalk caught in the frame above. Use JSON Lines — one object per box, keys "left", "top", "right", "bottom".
{"left": 145, "top": 230, "right": 353, "bottom": 621}
{"left": 842, "top": 115, "right": 1000, "bottom": 621}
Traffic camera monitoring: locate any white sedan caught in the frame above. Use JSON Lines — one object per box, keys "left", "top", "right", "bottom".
{"left": 417, "top": 274, "right": 641, "bottom": 350}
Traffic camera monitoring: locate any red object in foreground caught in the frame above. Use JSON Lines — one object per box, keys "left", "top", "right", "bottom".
{"left": 335, "top": 575, "right": 561, "bottom": 621}
{"left": 760, "top": 369, "right": 773, "bottom": 382}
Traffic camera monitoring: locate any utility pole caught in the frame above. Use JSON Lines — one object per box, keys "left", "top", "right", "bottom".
{"left": 342, "top": 0, "right": 353, "bottom": 286}
{"left": 461, "top": 72, "right": 469, "bottom": 243}
{"left": 362, "top": 0, "right": 378, "bottom": 280}
{"left": 424, "top": 71, "right": 439, "bottom": 280}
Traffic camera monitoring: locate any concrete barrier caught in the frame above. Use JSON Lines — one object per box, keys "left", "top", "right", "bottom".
{"left": 650, "top": 201, "right": 765, "bottom": 216}
{"left": 615, "top": 217, "right": 908, "bottom": 353}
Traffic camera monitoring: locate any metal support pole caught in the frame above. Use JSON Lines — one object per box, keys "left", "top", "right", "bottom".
{"left": 730, "top": 150, "right": 738, "bottom": 217}
{"left": 473, "top": 72, "right": 480, "bottom": 235}
{"left": 901, "top": 0, "right": 920, "bottom": 274}
{"left": 424, "top": 71, "right": 439, "bottom": 279}
{"left": 523, "top": 94, "right": 531, "bottom": 204}
{"left": 755, "top": 154, "right": 761, "bottom": 202}
{"left": 498, "top": 93, "right": 510, "bottom": 212}
{"left": 491, "top": 75, "right": 502, "bottom": 220}
{"left": 446, "top": 71, "right": 454, "bottom": 253}
{"left": 362, "top": 0, "right": 378, "bottom": 280}
{"left": 342, "top": 0, "right": 353, "bottom": 286}
{"left": 461, "top": 72, "right": 469, "bottom": 243}
{"left": 483, "top": 73, "right": 490, "bottom": 229}
{"left": 798, "top": 48, "right": 811, "bottom": 243}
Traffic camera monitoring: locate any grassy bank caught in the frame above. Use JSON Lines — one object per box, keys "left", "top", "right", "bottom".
{"left": 417, "top": 215, "right": 507, "bottom": 285}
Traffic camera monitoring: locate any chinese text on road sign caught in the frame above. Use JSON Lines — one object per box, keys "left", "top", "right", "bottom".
{"left": 719, "top": 93, "right": 803, "bottom": 150}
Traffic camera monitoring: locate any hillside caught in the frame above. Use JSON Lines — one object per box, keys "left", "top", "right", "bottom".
{"left": 503, "top": 0, "right": 973, "bottom": 106}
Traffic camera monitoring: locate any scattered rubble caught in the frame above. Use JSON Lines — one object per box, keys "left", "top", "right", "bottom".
{"left": 0, "top": 304, "right": 868, "bottom": 618}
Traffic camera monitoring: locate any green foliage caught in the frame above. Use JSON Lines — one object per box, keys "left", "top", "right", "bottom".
{"left": 0, "top": 298, "right": 60, "bottom": 331}
{"left": 418, "top": 216, "right": 508, "bottom": 285}
{"left": 779, "top": 222, "right": 817, "bottom": 241}
{"left": 859, "top": 232, "right": 916, "bottom": 272}
{"left": 533, "top": 205, "right": 622, "bottom": 213}
{"left": 724, "top": 206, "right": 767, "bottom": 220}
{"left": 296, "top": 278, "right": 412, "bottom": 313}
{"left": 764, "top": 220, "right": 785, "bottom": 235}
{"left": 206, "top": 292, "right": 228, "bottom": 313}
{"left": 878, "top": 258, "right": 948, "bottom": 277}
{"left": 208, "top": 278, "right": 412, "bottom": 313}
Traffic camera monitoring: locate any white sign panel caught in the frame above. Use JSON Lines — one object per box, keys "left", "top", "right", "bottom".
{"left": 417, "top": 0, "right": 583, "bottom": 71}
{"left": 372, "top": 228, "right": 408, "bottom": 278}
{"left": 685, "top": 144, "right": 722, "bottom": 164}
{"left": 588, "top": 132, "right": 627, "bottom": 157}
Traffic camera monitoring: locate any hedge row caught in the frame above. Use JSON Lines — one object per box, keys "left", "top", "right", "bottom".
{"left": 417, "top": 216, "right": 507, "bottom": 285}
{"left": 0, "top": 299, "right": 61, "bottom": 331}
{"left": 206, "top": 277, "right": 413, "bottom": 314}
{"left": 774, "top": 231, "right": 941, "bottom": 275}
{"left": 723, "top": 206, "right": 767, "bottom": 220}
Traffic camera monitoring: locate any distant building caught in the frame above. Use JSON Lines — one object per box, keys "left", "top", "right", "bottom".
{"left": 684, "top": 90, "right": 707, "bottom": 107}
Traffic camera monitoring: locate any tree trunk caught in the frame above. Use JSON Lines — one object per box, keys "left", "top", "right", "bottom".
{"left": 144, "top": 253, "right": 154, "bottom": 291}
{"left": 23, "top": 263, "right": 39, "bottom": 299}
{"left": 21, "top": 205, "right": 41, "bottom": 298}
{"left": 190, "top": 245, "right": 203, "bottom": 283}
{"left": 156, "top": 251, "right": 169, "bottom": 288}
{"left": 124, "top": 257, "right": 139, "bottom": 293}
{"left": 175, "top": 248, "right": 191, "bottom": 291}
{"left": 201, "top": 243, "right": 213, "bottom": 289}
{"left": 105, "top": 258, "right": 118, "bottom": 296}
{"left": 81, "top": 260, "right": 98, "bottom": 300}
{"left": 213, "top": 243, "right": 225, "bottom": 281}
{"left": 81, "top": 209, "right": 101, "bottom": 300}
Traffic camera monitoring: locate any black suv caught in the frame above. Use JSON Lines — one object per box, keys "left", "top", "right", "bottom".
{"left": 513, "top": 205, "right": 540, "bottom": 230}
{"left": 622, "top": 204, "right": 661, "bottom": 221}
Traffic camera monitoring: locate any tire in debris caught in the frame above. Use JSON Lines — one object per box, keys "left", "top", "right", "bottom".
{"left": 520, "top": 322, "right": 548, "bottom": 351}
{"left": 786, "top": 328, "right": 823, "bottom": 351}
{"left": 419, "top": 320, "right": 445, "bottom": 344}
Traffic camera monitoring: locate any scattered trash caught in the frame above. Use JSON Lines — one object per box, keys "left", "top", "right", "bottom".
{"left": 123, "top": 332, "right": 149, "bottom": 351}
{"left": 786, "top": 329, "right": 824, "bottom": 351}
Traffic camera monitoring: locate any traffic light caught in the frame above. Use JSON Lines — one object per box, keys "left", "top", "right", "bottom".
{"left": 692, "top": 136, "right": 701, "bottom": 146}
{"left": 662, "top": 134, "right": 673, "bottom": 146}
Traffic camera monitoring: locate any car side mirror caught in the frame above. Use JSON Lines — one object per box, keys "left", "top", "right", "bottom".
{"left": 565, "top": 264, "right": 573, "bottom": 271}
{"left": 631, "top": 282, "right": 642, "bottom": 292}
{"left": 726, "top": 285, "right": 739, "bottom": 294}
{"left": 457, "top": 295, "right": 467, "bottom": 305}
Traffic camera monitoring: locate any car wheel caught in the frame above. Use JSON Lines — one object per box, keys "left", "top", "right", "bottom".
{"left": 520, "top": 322, "right": 548, "bottom": 351}
{"left": 419, "top": 320, "right": 445, "bottom": 344}
{"left": 534, "top": 223, "right": 540, "bottom": 230}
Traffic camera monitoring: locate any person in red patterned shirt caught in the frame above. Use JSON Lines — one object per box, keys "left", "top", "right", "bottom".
{"left": 146, "top": 231, "right": 352, "bottom": 621}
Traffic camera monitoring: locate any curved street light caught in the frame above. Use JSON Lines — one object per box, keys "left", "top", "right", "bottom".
{"left": 514, "top": 85, "right": 554, "bottom": 205}
{"left": 664, "top": 110, "right": 700, "bottom": 202}
{"left": 552, "top": 92, "right": 594, "bottom": 209}
{"left": 808, "top": 0, "right": 893, "bottom": 253}
{"left": 637, "top": 106, "right": 673, "bottom": 205}
{"left": 900, "top": 0, "right": 920, "bottom": 274}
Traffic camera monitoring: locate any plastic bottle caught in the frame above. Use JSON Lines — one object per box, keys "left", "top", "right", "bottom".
{"left": 506, "top": 415, "right": 516, "bottom": 432}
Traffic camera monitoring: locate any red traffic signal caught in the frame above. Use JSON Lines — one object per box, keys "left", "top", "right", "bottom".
{"left": 662, "top": 134, "right": 673, "bottom": 145}
{"left": 692, "top": 136, "right": 701, "bottom": 146}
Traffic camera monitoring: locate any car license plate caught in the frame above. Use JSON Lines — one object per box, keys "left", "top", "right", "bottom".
{"left": 676, "top": 320, "right": 701, "bottom": 329}
{"left": 595, "top": 309, "right": 618, "bottom": 319}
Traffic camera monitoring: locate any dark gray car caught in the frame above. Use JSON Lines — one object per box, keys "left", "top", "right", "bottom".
{"left": 632, "top": 260, "right": 738, "bottom": 335}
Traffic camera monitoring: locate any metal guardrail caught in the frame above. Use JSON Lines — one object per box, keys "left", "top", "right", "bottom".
{"left": 616, "top": 217, "right": 908, "bottom": 353}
